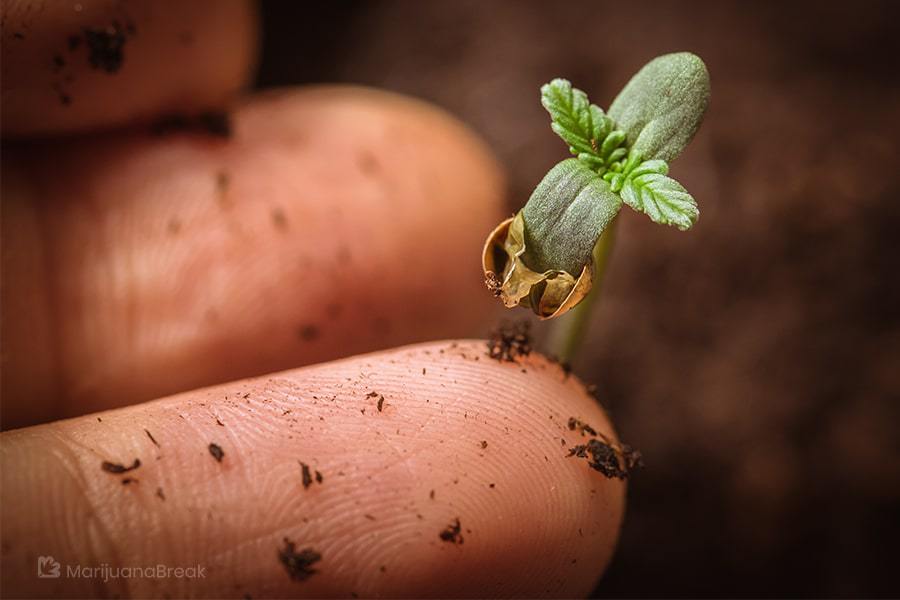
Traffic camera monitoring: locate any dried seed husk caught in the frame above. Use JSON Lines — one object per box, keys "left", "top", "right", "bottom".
{"left": 482, "top": 212, "right": 592, "bottom": 319}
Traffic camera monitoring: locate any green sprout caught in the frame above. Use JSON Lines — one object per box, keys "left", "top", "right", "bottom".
{"left": 482, "top": 52, "right": 710, "bottom": 362}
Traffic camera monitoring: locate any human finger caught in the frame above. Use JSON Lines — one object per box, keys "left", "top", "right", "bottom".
{"left": 0, "top": 340, "right": 626, "bottom": 598}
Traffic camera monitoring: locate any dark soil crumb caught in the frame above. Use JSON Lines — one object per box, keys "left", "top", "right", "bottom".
{"left": 429, "top": 489, "right": 435, "bottom": 500}
{"left": 122, "top": 477, "right": 136, "bottom": 485}
{"left": 364, "top": 513, "right": 376, "bottom": 521}
{"left": 480, "top": 440, "right": 488, "bottom": 449}
{"left": 156, "top": 487, "right": 166, "bottom": 501}
{"left": 567, "top": 438, "right": 643, "bottom": 480}
{"left": 208, "top": 443, "right": 225, "bottom": 463}
{"left": 151, "top": 111, "right": 232, "bottom": 138}
{"left": 489, "top": 483, "right": 495, "bottom": 488}
{"left": 484, "top": 271, "right": 502, "bottom": 297}
{"left": 439, "top": 518, "right": 464, "bottom": 544}
{"left": 278, "top": 538, "right": 321, "bottom": 581}
{"left": 144, "top": 429, "right": 160, "bottom": 447}
{"left": 300, "top": 462, "right": 323, "bottom": 489}
{"left": 377, "top": 395, "right": 385, "bottom": 412}
{"left": 215, "top": 417, "right": 225, "bottom": 426}
{"left": 297, "top": 324, "right": 319, "bottom": 341}
{"left": 567, "top": 417, "right": 598, "bottom": 437}
{"left": 272, "top": 207, "right": 289, "bottom": 230}
{"left": 487, "top": 320, "right": 532, "bottom": 362}
{"left": 101, "top": 458, "right": 141, "bottom": 474}
{"left": 82, "top": 21, "right": 132, "bottom": 73}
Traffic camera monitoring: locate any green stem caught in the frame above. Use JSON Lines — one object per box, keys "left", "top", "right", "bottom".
{"left": 548, "top": 215, "right": 618, "bottom": 364}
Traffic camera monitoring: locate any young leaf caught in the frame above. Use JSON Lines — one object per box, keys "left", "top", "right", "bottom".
{"left": 619, "top": 172, "right": 698, "bottom": 231}
{"left": 608, "top": 52, "right": 710, "bottom": 163}
{"left": 522, "top": 159, "right": 622, "bottom": 274}
{"left": 541, "top": 79, "right": 612, "bottom": 159}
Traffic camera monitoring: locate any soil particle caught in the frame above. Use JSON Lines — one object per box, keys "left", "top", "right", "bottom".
{"left": 300, "top": 462, "right": 313, "bottom": 489}
{"left": 484, "top": 271, "right": 503, "bottom": 297}
{"left": 300, "top": 462, "right": 324, "bottom": 489}
{"left": 215, "top": 417, "right": 225, "bottom": 426}
{"left": 439, "top": 518, "right": 464, "bottom": 544}
{"left": 567, "top": 438, "right": 643, "bottom": 480}
{"left": 208, "top": 443, "right": 225, "bottom": 463}
{"left": 377, "top": 395, "right": 385, "bottom": 412}
{"left": 156, "top": 487, "right": 166, "bottom": 501}
{"left": 567, "top": 417, "right": 598, "bottom": 437}
{"left": 101, "top": 458, "right": 141, "bottom": 474}
{"left": 272, "top": 207, "right": 289, "bottom": 230}
{"left": 487, "top": 320, "right": 532, "bottom": 362}
{"left": 278, "top": 538, "right": 321, "bottom": 581}
{"left": 82, "top": 21, "right": 131, "bottom": 73}
{"left": 145, "top": 429, "right": 160, "bottom": 447}
{"left": 429, "top": 489, "right": 435, "bottom": 500}
{"left": 298, "top": 324, "right": 319, "bottom": 342}
{"left": 480, "top": 440, "right": 488, "bottom": 449}
{"left": 121, "top": 477, "right": 137, "bottom": 485}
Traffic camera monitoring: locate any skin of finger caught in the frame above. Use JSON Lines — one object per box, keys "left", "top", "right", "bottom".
{"left": 0, "top": 0, "right": 258, "bottom": 136}
{"left": 0, "top": 340, "right": 625, "bottom": 598}
{"left": 0, "top": 86, "right": 507, "bottom": 428}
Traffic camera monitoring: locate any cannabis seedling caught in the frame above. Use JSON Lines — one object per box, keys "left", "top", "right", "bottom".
{"left": 483, "top": 52, "right": 710, "bottom": 361}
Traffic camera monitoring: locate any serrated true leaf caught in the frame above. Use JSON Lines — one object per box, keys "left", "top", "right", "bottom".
{"left": 620, "top": 172, "right": 698, "bottom": 231}
{"left": 608, "top": 52, "right": 710, "bottom": 163}
{"left": 541, "top": 79, "right": 612, "bottom": 159}
{"left": 522, "top": 159, "right": 622, "bottom": 274}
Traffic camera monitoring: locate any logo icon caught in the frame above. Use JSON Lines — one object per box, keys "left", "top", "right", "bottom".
{"left": 37, "top": 556, "right": 60, "bottom": 578}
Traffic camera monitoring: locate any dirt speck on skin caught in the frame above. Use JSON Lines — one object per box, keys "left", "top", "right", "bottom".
{"left": 357, "top": 151, "right": 379, "bottom": 176}
{"left": 298, "top": 324, "right": 319, "bottom": 342}
{"left": 216, "top": 171, "right": 230, "bottom": 195}
{"left": 487, "top": 320, "right": 532, "bottom": 362}
{"left": 82, "top": 21, "right": 133, "bottom": 73}
{"left": 439, "top": 518, "right": 464, "bottom": 544}
{"left": 101, "top": 459, "right": 141, "bottom": 474}
{"left": 271, "top": 207, "right": 289, "bottom": 230}
{"left": 377, "top": 395, "right": 385, "bottom": 412}
{"left": 300, "top": 462, "right": 313, "bottom": 489}
{"left": 567, "top": 438, "right": 643, "bottom": 480}
{"left": 144, "top": 429, "right": 160, "bottom": 447}
{"left": 208, "top": 443, "right": 225, "bottom": 463}
{"left": 567, "top": 417, "right": 598, "bottom": 437}
{"left": 278, "top": 538, "right": 321, "bottom": 581}
{"left": 156, "top": 487, "right": 166, "bottom": 501}
{"left": 480, "top": 440, "right": 488, "bottom": 449}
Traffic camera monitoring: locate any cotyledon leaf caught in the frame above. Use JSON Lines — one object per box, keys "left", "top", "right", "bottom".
{"left": 522, "top": 158, "right": 623, "bottom": 274}
{"left": 608, "top": 52, "right": 710, "bottom": 163}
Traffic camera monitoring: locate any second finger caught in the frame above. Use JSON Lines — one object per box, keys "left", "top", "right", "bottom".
{"left": 1, "top": 87, "right": 506, "bottom": 427}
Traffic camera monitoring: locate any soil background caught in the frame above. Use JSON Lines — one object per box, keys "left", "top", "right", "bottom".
{"left": 255, "top": 1, "right": 899, "bottom": 597}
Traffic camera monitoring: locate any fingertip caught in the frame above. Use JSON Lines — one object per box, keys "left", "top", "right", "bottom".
{"left": 1, "top": 0, "right": 258, "bottom": 136}
{"left": 0, "top": 340, "right": 625, "bottom": 598}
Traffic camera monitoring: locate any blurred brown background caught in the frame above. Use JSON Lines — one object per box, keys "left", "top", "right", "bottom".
{"left": 254, "top": 0, "right": 899, "bottom": 597}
